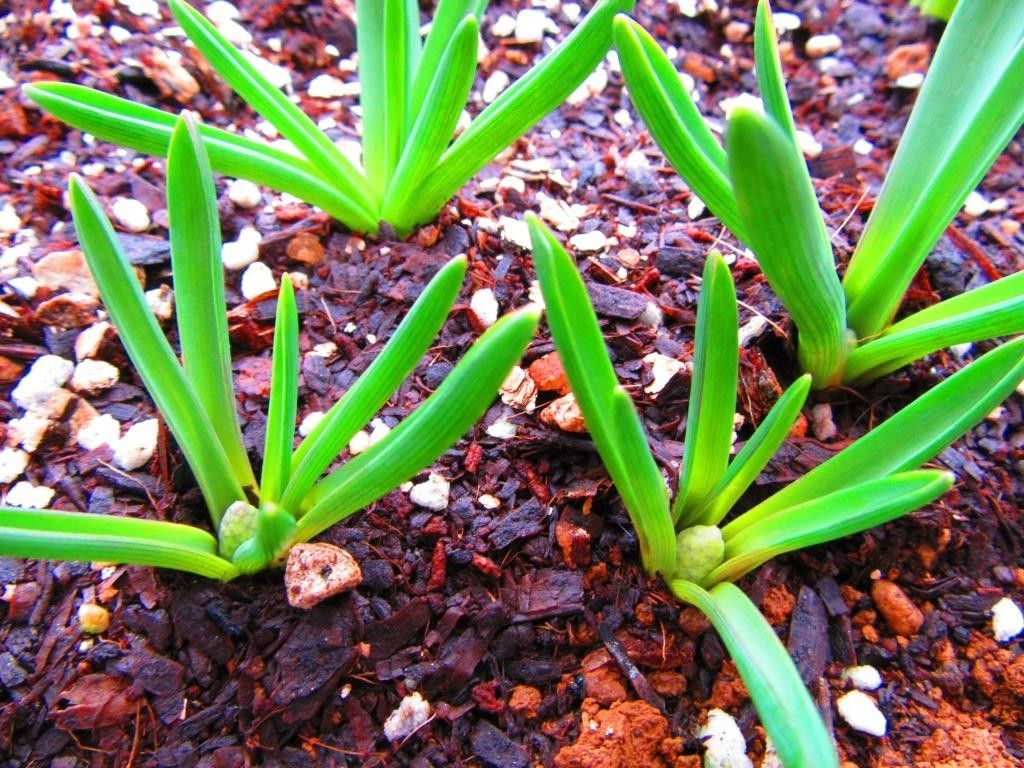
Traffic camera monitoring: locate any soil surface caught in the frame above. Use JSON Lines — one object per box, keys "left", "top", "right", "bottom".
{"left": 1, "top": 1, "right": 1023, "bottom": 766}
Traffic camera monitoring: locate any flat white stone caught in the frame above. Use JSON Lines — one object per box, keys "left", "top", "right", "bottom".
{"left": 470, "top": 288, "right": 499, "bottom": 328}
{"left": 843, "top": 665, "right": 883, "bottom": 691}
{"left": 514, "top": 9, "right": 552, "bottom": 43}
{"left": 71, "top": 359, "right": 119, "bottom": 395}
{"left": 111, "top": 198, "right": 150, "bottom": 232}
{"left": 806, "top": 33, "right": 842, "bottom": 58}
{"left": 499, "top": 216, "right": 532, "bottom": 250}
{"left": 486, "top": 418, "right": 517, "bottom": 439}
{"left": 482, "top": 70, "right": 510, "bottom": 104}
{"left": 836, "top": 690, "right": 887, "bottom": 737}
{"left": 227, "top": 179, "right": 262, "bottom": 208}
{"left": 298, "top": 411, "right": 325, "bottom": 437}
{"left": 113, "top": 418, "right": 158, "bottom": 471}
{"left": 0, "top": 448, "right": 29, "bottom": 484}
{"left": 383, "top": 692, "right": 432, "bottom": 742}
{"left": 222, "top": 226, "right": 263, "bottom": 270}
{"left": 699, "top": 709, "right": 753, "bottom": 768}
{"left": 992, "top": 597, "right": 1024, "bottom": 642}
{"left": 240, "top": 262, "right": 276, "bottom": 300}
{"left": 77, "top": 413, "right": 121, "bottom": 451}
{"left": 569, "top": 230, "right": 608, "bottom": 254}
{"left": 308, "top": 73, "right": 349, "bottom": 99}
{"left": 284, "top": 542, "right": 362, "bottom": 609}
{"left": 0, "top": 203, "right": 22, "bottom": 234}
{"left": 644, "top": 353, "right": 686, "bottom": 394}
{"left": 409, "top": 473, "right": 450, "bottom": 511}
{"left": 12, "top": 355, "right": 74, "bottom": 411}
{"left": 5, "top": 481, "right": 55, "bottom": 508}
{"left": 490, "top": 13, "right": 516, "bottom": 37}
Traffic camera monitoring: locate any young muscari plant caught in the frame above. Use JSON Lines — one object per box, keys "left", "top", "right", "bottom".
{"left": 24, "top": 0, "right": 634, "bottom": 236}
{"left": 0, "top": 114, "right": 540, "bottom": 581}
{"left": 614, "top": 0, "right": 1024, "bottom": 387}
{"left": 527, "top": 215, "right": 1024, "bottom": 768}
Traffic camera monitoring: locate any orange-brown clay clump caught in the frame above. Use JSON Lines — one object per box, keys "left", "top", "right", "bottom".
{"left": 553, "top": 698, "right": 698, "bottom": 768}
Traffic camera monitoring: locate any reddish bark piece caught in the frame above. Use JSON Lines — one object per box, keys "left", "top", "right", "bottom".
{"left": 52, "top": 674, "right": 136, "bottom": 730}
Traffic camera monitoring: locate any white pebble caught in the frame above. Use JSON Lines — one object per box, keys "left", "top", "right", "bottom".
{"left": 853, "top": 138, "right": 874, "bottom": 156}
{"left": 240, "top": 262, "right": 276, "bottom": 299}
{"left": 963, "top": 191, "right": 990, "bottom": 218}
{"left": 491, "top": 14, "right": 516, "bottom": 37}
{"left": 145, "top": 285, "right": 174, "bottom": 321}
{"left": 307, "top": 73, "right": 349, "bottom": 99}
{"left": 113, "top": 418, "right": 158, "bottom": 471}
{"left": 806, "top": 33, "right": 842, "bottom": 58}
{"left": 500, "top": 216, "right": 532, "bottom": 250}
{"left": 796, "top": 130, "right": 822, "bottom": 158}
{"left": 227, "top": 179, "right": 262, "bottom": 209}
{"left": 482, "top": 70, "right": 510, "bottom": 104}
{"left": 538, "top": 195, "right": 581, "bottom": 233}
{"left": 0, "top": 448, "right": 29, "bottom": 484}
{"left": 9, "top": 412, "right": 51, "bottom": 454}
{"left": 298, "top": 411, "right": 325, "bottom": 437}
{"left": 894, "top": 72, "right": 925, "bottom": 89}
{"left": 119, "top": 0, "right": 160, "bottom": 18}
{"left": 409, "top": 472, "right": 450, "bottom": 511}
{"left": 486, "top": 418, "right": 517, "bottom": 439}
{"left": 71, "top": 359, "right": 119, "bottom": 395}
{"left": 348, "top": 430, "right": 371, "bottom": 455}
{"left": 0, "top": 203, "right": 22, "bottom": 234}
{"left": 836, "top": 690, "right": 887, "bottom": 737}
{"left": 242, "top": 51, "right": 290, "bottom": 90}
{"left": 773, "top": 12, "right": 801, "bottom": 31}
{"left": 720, "top": 92, "right": 763, "bottom": 119}
{"left": 77, "top": 413, "right": 121, "bottom": 451}
{"left": 478, "top": 494, "right": 501, "bottom": 510}
{"left": 992, "top": 597, "right": 1024, "bottom": 642}
{"left": 221, "top": 226, "right": 263, "bottom": 270}
{"left": 514, "top": 8, "right": 552, "bottom": 43}
{"left": 7, "top": 276, "right": 38, "bottom": 299}
{"left": 843, "top": 665, "right": 883, "bottom": 691}
{"left": 111, "top": 198, "right": 150, "bottom": 233}
{"left": 470, "top": 289, "right": 499, "bottom": 328}
{"left": 643, "top": 353, "right": 686, "bottom": 395}
{"left": 383, "top": 692, "right": 432, "bottom": 743}
{"left": 688, "top": 195, "right": 707, "bottom": 219}
{"left": 698, "top": 709, "right": 753, "bottom": 768}
{"left": 810, "top": 403, "right": 837, "bottom": 441}
{"left": 566, "top": 66, "right": 608, "bottom": 106}
{"left": 5, "top": 481, "right": 56, "bottom": 508}
{"left": 569, "top": 230, "right": 608, "bottom": 254}
{"left": 0, "top": 71, "right": 15, "bottom": 90}
{"left": 12, "top": 355, "right": 74, "bottom": 411}
{"left": 75, "top": 321, "right": 111, "bottom": 361}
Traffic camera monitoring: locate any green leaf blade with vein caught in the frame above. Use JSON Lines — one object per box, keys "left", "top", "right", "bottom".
{"left": 724, "top": 336, "right": 1024, "bottom": 539}
{"left": 844, "top": 2, "right": 1024, "bottom": 337}
{"left": 0, "top": 508, "right": 238, "bottom": 581}
{"left": 398, "top": 0, "right": 636, "bottom": 231}
{"left": 674, "top": 252, "right": 739, "bottom": 527}
{"left": 726, "top": 107, "right": 849, "bottom": 387}
{"left": 260, "top": 276, "right": 299, "bottom": 503}
{"left": 295, "top": 306, "right": 541, "bottom": 541}
{"left": 167, "top": 115, "right": 255, "bottom": 495}
{"left": 69, "top": 176, "right": 244, "bottom": 525}
{"left": 282, "top": 256, "right": 468, "bottom": 512}
{"left": 528, "top": 215, "right": 675, "bottom": 577}
{"left": 24, "top": 84, "right": 379, "bottom": 232}
{"left": 753, "top": 0, "right": 798, "bottom": 144}
{"left": 670, "top": 580, "right": 840, "bottom": 768}
{"left": 690, "top": 373, "right": 811, "bottom": 528}
{"left": 709, "top": 470, "right": 952, "bottom": 585}
{"left": 168, "top": 0, "right": 376, "bottom": 215}
{"left": 411, "top": 0, "right": 488, "bottom": 117}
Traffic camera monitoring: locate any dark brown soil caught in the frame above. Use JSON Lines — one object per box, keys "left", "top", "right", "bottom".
{"left": 1, "top": 1, "right": 1022, "bottom": 766}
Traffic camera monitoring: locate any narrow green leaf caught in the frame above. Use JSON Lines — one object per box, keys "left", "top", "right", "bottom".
{"left": 382, "top": 16, "right": 479, "bottom": 226}
{"left": 913, "top": 0, "right": 959, "bottom": 21}
{"left": 282, "top": 256, "right": 468, "bottom": 512}
{"left": 260, "top": 276, "right": 299, "bottom": 503}
{"left": 411, "top": 0, "right": 487, "bottom": 118}
{"left": 0, "top": 508, "right": 238, "bottom": 581}
{"left": 529, "top": 215, "right": 675, "bottom": 577}
{"left": 294, "top": 306, "right": 541, "bottom": 542}
{"left": 690, "top": 374, "right": 811, "bottom": 528}
{"left": 168, "top": 0, "right": 377, "bottom": 215}
{"left": 396, "top": 0, "right": 637, "bottom": 231}
{"left": 669, "top": 580, "right": 840, "bottom": 768}
{"left": 710, "top": 470, "right": 952, "bottom": 584}
{"left": 24, "top": 83, "right": 379, "bottom": 232}
{"left": 613, "top": 16, "right": 742, "bottom": 237}
{"left": 724, "top": 336, "right": 1024, "bottom": 539}
{"left": 69, "top": 176, "right": 245, "bottom": 525}
{"left": 844, "top": 4, "right": 1024, "bottom": 337}
{"left": 753, "top": 1, "right": 798, "bottom": 144}
{"left": 674, "top": 252, "right": 740, "bottom": 526}
{"left": 168, "top": 115, "right": 255, "bottom": 495}
{"left": 726, "top": 108, "right": 850, "bottom": 387}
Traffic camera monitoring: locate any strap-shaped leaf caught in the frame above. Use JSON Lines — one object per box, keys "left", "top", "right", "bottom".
{"left": 0, "top": 508, "right": 238, "bottom": 581}
{"left": 260, "top": 276, "right": 299, "bottom": 503}
{"left": 844, "top": 3, "right": 1024, "bottom": 337}
{"left": 411, "top": 0, "right": 488, "bottom": 119}
{"left": 357, "top": 0, "right": 421, "bottom": 196}
{"left": 727, "top": 108, "right": 850, "bottom": 387}
{"left": 674, "top": 252, "right": 739, "bottom": 526}
{"left": 70, "top": 176, "right": 245, "bottom": 524}
{"left": 282, "top": 256, "right": 469, "bottom": 512}
{"left": 912, "top": 0, "right": 959, "bottom": 21}
{"left": 529, "top": 215, "right": 675, "bottom": 577}
{"left": 168, "top": 115, "right": 255, "bottom": 495}
{"left": 669, "top": 580, "right": 840, "bottom": 768}
{"left": 382, "top": 15, "right": 479, "bottom": 226}
{"left": 724, "top": 336, "right": 1024, "bottom": 538}
{"left": 689, "top": 374, "right": 811, "bottom": 528}
{"left": 24, "top": 84, "right": 379, "bottom": 232}
{"left": 754, "top": 1, "right": 798, "bottom": 144}
{"left": 710, "top": 470, "right": 952, "bottom": 585}
{"left": 613, "top": 16, "right": 742, "bottom": 237}
{"left": 396, "top": 0, "right": 636, "bottom": 231}
{"left": 294, "top": 306, "right": 541, "bottom": 541}
{"left": 168, "top": 0, "right": 376, "bottom": 214}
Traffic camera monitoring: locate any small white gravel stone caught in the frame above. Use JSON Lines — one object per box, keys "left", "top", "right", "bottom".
{"left": 307, "top": 73, "right": 349, "bottom": 99}
{"left": 5, "top": 481, "right": 56, "bottom": 508}
{"left": 0, "top": 448, "right": 29, "bottom": 484}
{"left": 227, "top": 179, "right": 262, "bottom": 208}
{"left": 566, "top": 66, "right": 608, "bottom": 106}
{"left": 486, "top": 418, "right": 517, "bottom": 439}
{"left": 478, "top": 494, "right": 501, "bottom": 510}
{"left": 222, "top": 226, "right": 263, "bottom": 270}
{"left": 806, "top": 33, "right": 842, "bottom": 58}
{"left": 843, "top": 665, "right": 883, "bottom": 691}
{"left": 569, "top": 230, "right": 608, "bottom": 254}
{"left": 894, "top": 72, "right": 925, "bottom": 89}
{"left": 538, "top": 195, "right": 582, "bottom": 233}
{"left": 992, "top": 597, "right": 1024, "bottom": 642}
{"left": 490, "top": 13, "right": 516, "bottom": 37}
{"left": 0, "top": 71, "right": 15, "bottom": 90}
{"left": 470, "top": 288, "right": 499, "bottom": 328}
{"left": 499, "top": 216, "right": 532, "bottom": 250}
{"left": 719, "top": 92, "right": 763, "bottom": 119}
{"left": 688, "top": 195, "right": 707, "bottom": 219}
{"left": 298, "top": 411, "right": 325, "bottom": 437}
{"left": 111, "top": 198, "right": 150, "bottom": 232}
{"left": 367, "top": 418, "right": 390, "bottom": 446}
{"left": 810, "top": 402, "right": 838, "bottom": 441}
{"left": 738, "top": 316, "right": 768, "bottom": 347}
{"left": 145, "top": 285, "right": 175, "bottom": 321}
{"left": 773, "top": 12, "right": 801, "bottom": 31}
{"left": 348, "top": 430, "right": 371, "bottom": 455}
{"left": 853, "top": 138, "right": 874, "bottom": 156}
{"left": 837, "top": 691, "right": 886, "bottom": 737}
{"left": 9, "top": 412, "right": 52, "bottom": 454}
{"left": 0, "top": 203, "right": 21, "bottom": 234}
{"left": 243, "top": 51, "right": 290, "bottom": 90}
{"left": 698, "top": 709, "right": 753, "bottom": 768}
{"left": 643, "top": 353, "right": 686, "bottom": 394}
{"left": 77, "top": 413, "right": 121, "bottom": 451}
{"left": 482, "top": 70, "right": 510, "bottom": 104}
{"left": 500, "top": 366, "right": 538, "bottom": 412}
{"left": 284, "top": 542, "right": 362, "bottom": 609}
{"left": 796, "top": 129, "right": 823, "bottom": 158}
{"left": 240, "top": 262, "right": 276, "bottom": 299}
{"left": 12, "top": 355, "right": 74, "bottom": 411}
{"left": 514, "top": 8, "right": 552, "bottom": 43}
{"left": 409, "top": 473, "right": 450, "bottom": 511}
{"left": 963, "top": 191, "right": 991, "bottom": 218}
{"left": 383, "top": 692, "right": 432, "bottom": 743}
{"left": 71, "top": 359, "right": 119, "bottom": 395}
{"left": 113, "top": 418, "right": 158, "bottom": 471}
{"left": 75, "top": 321, "right": 111, "bottom": 361}
{"left": 7, "top": 276, "right": 38, "bottom": 299}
